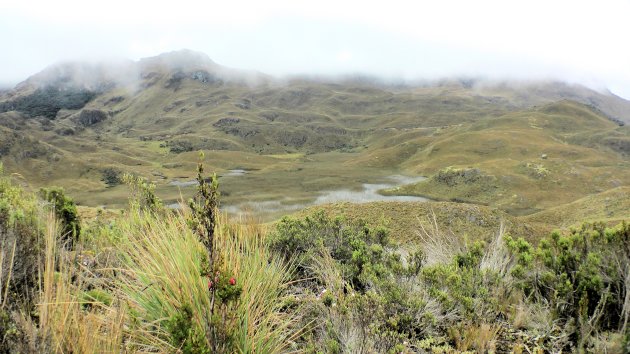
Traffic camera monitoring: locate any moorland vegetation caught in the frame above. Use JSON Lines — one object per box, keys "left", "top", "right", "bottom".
{"left": 1, "top": 161, "right": 628, "bottom": 353}
{"left": 1, "top": 50, "right": 630, "bottom": 352}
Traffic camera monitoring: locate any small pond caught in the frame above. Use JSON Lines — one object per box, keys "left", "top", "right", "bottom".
{"left": 223, "top": 175, "right": 429, "bottom": 216}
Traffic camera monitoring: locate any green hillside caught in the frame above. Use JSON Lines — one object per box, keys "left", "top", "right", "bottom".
{"left": 1, "top": 50, "right": 629, "bottom": 227}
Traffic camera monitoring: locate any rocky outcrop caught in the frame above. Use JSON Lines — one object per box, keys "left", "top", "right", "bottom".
{"left": 190, "top": 70, "right": 221, "bottom": 84}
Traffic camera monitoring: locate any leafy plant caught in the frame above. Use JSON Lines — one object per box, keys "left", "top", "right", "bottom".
{"left": 268, "top": 210, "right": 391, "bottom": 290}
{"left": 121, "top": 173, "right": 162, "bottom": 211}
{"left": 101, "top": 167, "right": 122, "bottom": 187}
{"left": 507, "top": 222, "right": 630, "bottom": 351}
{"left": 422, "top": 240, "right": 503, "bottom": 322}
{"left": 40, "top": 186, "right": 80, "bottom": 246}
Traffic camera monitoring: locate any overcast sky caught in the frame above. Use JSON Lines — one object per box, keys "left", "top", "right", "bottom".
{"left": 1, "top": 0, "right": 629, "bottom": 98}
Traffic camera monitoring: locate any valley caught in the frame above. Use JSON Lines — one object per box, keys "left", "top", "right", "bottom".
{"left": 1, "top": 50, "right": 629, "bottom": 234}
{"left": 2, "top": 49, "right": 630, "bottom": 353}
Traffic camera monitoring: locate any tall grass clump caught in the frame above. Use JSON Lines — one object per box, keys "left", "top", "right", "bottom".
{"left": 39, "top": 215, "right": 124, "bottom": 353}
{"left": 106, "top": 158, "right": 298, "bottom": 353}
{"left": 1, "top": 165, "right": 124, "bottom": 353}
{"left": 0, "top": 163, "right": 49, "bottom": 352}
{"left": 108, "top": 208, "right": 210, "bottom": 352}
{"left": 1, "top": 161, "right": 299, "bottom": 353}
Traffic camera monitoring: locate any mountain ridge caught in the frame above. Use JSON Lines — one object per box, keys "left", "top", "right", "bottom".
{"left": 1, "top": 49, "right": 629, "bottom": 124}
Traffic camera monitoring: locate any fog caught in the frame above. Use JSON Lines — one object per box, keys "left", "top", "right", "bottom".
{"left": 1, "top": 0, "right": 629, "bottom": 98}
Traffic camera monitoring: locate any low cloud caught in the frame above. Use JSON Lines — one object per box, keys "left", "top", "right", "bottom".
{"left": 1, "top": 1, "right": 628, "bottom": 98}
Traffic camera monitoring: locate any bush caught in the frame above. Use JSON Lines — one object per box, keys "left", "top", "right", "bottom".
{"left": 40, "top": 187, "right": 80, "bottom": 246}
{"left": 77, "top": 109, "right": 108, "bottom": 126}
{"left": 268, "top": 210, "right": 391, "bottom": 290}
{"left": 121, "top": 173, "right": 162, "bottom": 211}
{"left": 507, "top": 222, "right": 630, "bottom": 351}
{"left": 101, "top": 167, "right": 121, "bottom": 187}
{"left": 272, "top": 211, "right": 436, "bottom": 351}
{"left": 422, "top": 241, "right": 503, "bottom": 322}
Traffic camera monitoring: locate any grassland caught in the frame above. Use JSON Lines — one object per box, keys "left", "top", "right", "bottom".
{"left": 2, "top": 49, "right": 630, "bottom": 351}
{"left": 1, "top": 51, "right": 629, "bottom": 240}
{"left": 5, "top": 166, "right": 628, "bottom": 353}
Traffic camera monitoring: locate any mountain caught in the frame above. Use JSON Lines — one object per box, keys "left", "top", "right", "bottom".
{"left": 0, "top": 49, "right": 629, "bottom": 226}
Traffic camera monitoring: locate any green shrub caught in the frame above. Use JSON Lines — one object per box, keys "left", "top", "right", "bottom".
{"left": 274, "top": 211, "right": 432, "bottom": 351}
{"left": 40, "top": 187, "right": 81, "bottom": 246}
{"left": 507, "top": 222, "right": 630, "bottom": 350}
{"left": 121, "top": 173, "right": 162, "bottom": 212}
{"left": 268, "top": 210, "right": 391, "bottom": 290}
{"left": 422, "top": 241, "right": 502, "bottom": 322}
{"left": 166, "top": 304, "right": 211, "bottom": 354}
{"left": 101, "top": 167, "right": 122, "bottom": 187}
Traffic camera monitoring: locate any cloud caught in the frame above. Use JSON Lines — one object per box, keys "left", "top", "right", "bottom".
{"left": 336, "top": 50, "right": 353, "bottom": 63}
{"left": 0, "top": 0, "right": 628, "bottom": 98}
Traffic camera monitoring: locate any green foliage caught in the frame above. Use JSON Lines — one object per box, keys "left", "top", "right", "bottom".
{"left": 504, "top": 234, "right": 534, "bottom": 288}
{"left": 111, "top": 209, "right": 213, "bottom": 352}
{"left": 0, "top": 164, "right": 37, "bottom": 227}
{"left": 276, "top": 211, "right": 444, "bottom": 352}
{"left": 508, "top": 222, "right": 630, "bottom": 350}
{"left": 0, "top": 165, "right": 45, "bottom": 352}
{"left": 211, "top": 272, "right": 242, "bottom": 305}
{"left": 269, "top": 210, "right": 391, "bottom": 290}
{"left": 81, "top": 288, "right": 113, "bottom": 309}
{"left": 101, "top": 167, "right": 121, "bottom": 187}
{"left": 40, "top": 186, "right": 80, "bottom": 246}
{"left": 121, "top": 173, "right": 162, "bottom": 211}
{"left": 164, "top": 140, "right": 194, "bottom": 153}
{"left": 188, "top": 152, "right": 220, "bottom": 270}
{"left": 422, "top": 241, "right": 501, "bottom": 321}
{"left": 166, "top": 304, "right": 211, "bottom": 354}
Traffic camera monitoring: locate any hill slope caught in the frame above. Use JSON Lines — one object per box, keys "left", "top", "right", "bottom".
{"left": 0, "top": 50, "right": 629, "bottom": 227}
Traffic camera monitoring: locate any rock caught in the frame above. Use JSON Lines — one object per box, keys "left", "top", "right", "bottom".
{"left": 234, "top": 99, "right": 251, "bottom": 110}
{"left": 190, "top": 70, "right": 221, "bottom": 84}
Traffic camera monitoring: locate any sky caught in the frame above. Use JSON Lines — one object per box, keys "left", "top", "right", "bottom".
{"left": 1, "top": 0, "right": 629, "bottom": 98}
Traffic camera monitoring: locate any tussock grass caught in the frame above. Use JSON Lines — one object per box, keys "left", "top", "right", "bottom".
{"left": 38, "top": 214, "right": 124, "bottom": 353}
{"left": 96, "top": 208, "right": 298, "bottom": 352}
{"left": 416, "top": 211, "right": 466, "bottom": 266}
{"left": 25, "top": 204, "right": 297, "bottom": 352}
{"left": 216, "top": 214, "right": 300, "bottom": 352}
{"left": 109, "top": 209, "right": 209, "bottom": 351}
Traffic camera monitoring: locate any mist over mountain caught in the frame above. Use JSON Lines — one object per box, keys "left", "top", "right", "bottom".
{"left": 2, "top": 49, "right": 630, "bottom": 124}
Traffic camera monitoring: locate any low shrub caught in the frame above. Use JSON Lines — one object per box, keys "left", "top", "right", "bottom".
{"left": 507, "top": 222, "right": 630, "bottom": 351}
{"left": 40, "top": 186, "right": 80, "bottom": 246}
